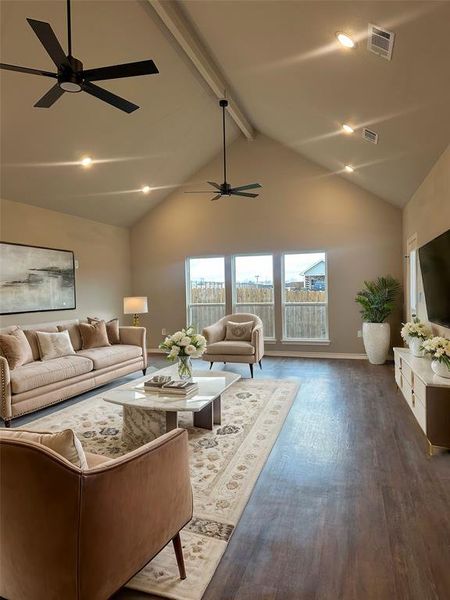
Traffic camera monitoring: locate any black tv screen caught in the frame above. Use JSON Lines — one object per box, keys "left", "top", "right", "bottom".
{"left": 418, "top": 229, "right": 450, "bottom": 328}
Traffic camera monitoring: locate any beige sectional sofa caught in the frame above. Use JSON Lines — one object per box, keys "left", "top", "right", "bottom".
{"left": 0, "top": 319, "right": 147, "bottom": 427}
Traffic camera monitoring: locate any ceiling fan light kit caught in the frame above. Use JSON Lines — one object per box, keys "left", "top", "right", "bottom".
{"left": 0, "top": 0, "right": 159, "bottom": 112}
{"left": 185, "top": 98, "right": 262, "bottom": 202}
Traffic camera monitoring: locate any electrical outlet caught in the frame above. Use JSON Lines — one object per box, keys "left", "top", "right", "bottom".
{"left": 357, "top": 330, "right": 362, "bottom": 338}
{"left": 161, "top": 328, "right": 167, "bottom": 335}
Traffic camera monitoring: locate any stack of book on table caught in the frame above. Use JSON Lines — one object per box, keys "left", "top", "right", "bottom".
{"left": 144, "top": 376, "right": 199, "bottom": 398}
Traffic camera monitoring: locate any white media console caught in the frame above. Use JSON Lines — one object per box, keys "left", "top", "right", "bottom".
{"left": 394, "top": 347, "right": 450, "bottom": 454}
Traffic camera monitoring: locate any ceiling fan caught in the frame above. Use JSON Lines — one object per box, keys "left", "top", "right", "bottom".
{"left": 0, "top": 0, "right": 159, "bottom": 113}
{"left": 185, "top": 99, "right": 262, "bottom": 201}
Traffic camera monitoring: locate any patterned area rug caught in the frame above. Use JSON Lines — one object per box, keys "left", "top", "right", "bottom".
{"left": 28, "top": 375, "right": 299, "bottom": 600}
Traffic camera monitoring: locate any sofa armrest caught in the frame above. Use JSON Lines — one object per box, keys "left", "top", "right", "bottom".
{"left": 252, "top": 325, "right": 264, "bottom": 362}
{"left": 119, "top": 326, "right": 147, "bottom": 368}
{"left": 79, "top": 429, "right": 192, "bottom": 597}
{"left": 203, "top": 322, "right": 225, "bottom": 345}
{"left": 0, "top": 356, "right": 12, "bottom": 421}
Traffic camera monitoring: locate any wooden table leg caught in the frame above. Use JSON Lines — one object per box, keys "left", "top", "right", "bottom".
{"left": 213, "top": 395, "right": 222, "bottom": 425}
{"left": 193, "top": 403, "right": 213, "bottom": 430}
{"left": 166, "top": 411, "right": 179, "bottom": 432}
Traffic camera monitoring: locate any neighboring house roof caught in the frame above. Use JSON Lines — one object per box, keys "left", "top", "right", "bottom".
{"left": 301, "top": 260, "right": 326, "bottom": 277}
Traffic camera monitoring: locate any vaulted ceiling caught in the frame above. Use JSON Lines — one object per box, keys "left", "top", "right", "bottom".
{"left": 1, "top": 0, "right": 449, "bottom": 226}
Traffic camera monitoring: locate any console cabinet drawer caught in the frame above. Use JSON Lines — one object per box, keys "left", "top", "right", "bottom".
{"left": 399, "top": 359, "right": 414, "bottom": 387}
{"left": 412, "top": 393, "right": 427, "bottom": 434}
{"left": 414, "top": 376, "right": 427, "bottom": 404}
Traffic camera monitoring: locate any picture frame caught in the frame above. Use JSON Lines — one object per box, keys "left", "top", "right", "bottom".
{"left": 0, "top": 241, "right": 76, "bottom": 315}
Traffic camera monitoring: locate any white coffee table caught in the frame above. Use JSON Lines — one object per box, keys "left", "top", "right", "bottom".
{"left": 102, "top": 365, "right": 240, "bottom": 444}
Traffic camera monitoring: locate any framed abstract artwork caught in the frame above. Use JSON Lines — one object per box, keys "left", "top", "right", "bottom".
{"left": 0, "top": 242, "right": 76, "bottom": 315}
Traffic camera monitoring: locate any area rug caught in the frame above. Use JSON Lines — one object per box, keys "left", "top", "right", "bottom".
{"left": 27, "top": 375, "right": 299, "bottom": 600}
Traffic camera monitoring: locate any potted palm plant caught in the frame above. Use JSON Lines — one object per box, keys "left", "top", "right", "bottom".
{"left": 355, "top": 276, "right": 401, "bottom": 364}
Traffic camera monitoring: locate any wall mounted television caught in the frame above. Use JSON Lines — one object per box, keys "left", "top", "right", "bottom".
{"left": 418, "top": 229, "right": 450, "bottom": 328}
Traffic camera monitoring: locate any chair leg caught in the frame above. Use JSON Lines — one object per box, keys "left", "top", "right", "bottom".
{"left": 172, "top": 532, "right": 186, "bottom": 580}
{"left": 142, "top": 368, "right": 147, "bottom": 376}
{"left": 209, "top": 362, "right": 214, "bottom": 370}
{"left": 259, "top": 360, "right": 262, "bottom": 370}
{"left": 249, "top": 363, "right": 254, "bottom": 378}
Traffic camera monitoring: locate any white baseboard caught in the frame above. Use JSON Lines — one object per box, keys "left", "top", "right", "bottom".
{"left": 148, "top": 347, "right": 367, "bottom": 360}
{"left": 264, "top": 350, "right": 368, "bottom": 360}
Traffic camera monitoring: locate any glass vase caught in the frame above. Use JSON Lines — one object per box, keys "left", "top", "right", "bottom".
{"left": 177, "top": 355, "right": 193, "bottom": 380}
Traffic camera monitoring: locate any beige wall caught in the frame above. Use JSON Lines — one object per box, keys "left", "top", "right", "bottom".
{"left": 403, "top": 144, "right": 450, "bottom": 338}
{"left": 131, "top": 134, "right": 403, "bottom": 354}
{"left": 0, "top": 199, "right": 131, "bottom": 327}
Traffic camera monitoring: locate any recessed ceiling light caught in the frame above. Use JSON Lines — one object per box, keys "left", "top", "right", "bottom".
{"left": 336, "top": 32, "right": 355, "bottom": 48}
{"left": 80, "top": 157, "right": 93, "bottom": 168}
{"left": 342, "top": 124, "right": 354, "bottom": 134}
{"left": 345, "top": 165, "right": 354, "bottom": 173}
{"left": 142, "top": 185, "right": 151, "bottom": 194}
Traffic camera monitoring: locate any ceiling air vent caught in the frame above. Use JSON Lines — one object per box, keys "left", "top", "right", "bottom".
{"left": 362, "top": 128, "right": 379, "bottom": 144}
{"left": 367, "top": 24, "right": 395, "bottom": 60}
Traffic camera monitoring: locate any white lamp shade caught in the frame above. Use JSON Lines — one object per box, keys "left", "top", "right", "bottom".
{"left": 123, "top": 296, "right": 148, "bottom": 314}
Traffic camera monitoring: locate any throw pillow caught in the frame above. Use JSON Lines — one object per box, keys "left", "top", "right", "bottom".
{"left": 225, "top": 321, "right": 254, "bottom": 342}
{"left": 36, "top": 330, "right": 75, "bottom": 361}
{"left": 23, "top": 326, "right": 59, "bottom": 361}
{"left": 87, "top": 317, "right": 120, "bottom": 345}
{"left": 57, "top": 323, "right": 82, "bottom": 351}
{"left": 79, "top": 320, "right": 110, "bottom": 349}
{"left": 0, "top": 428, "right": 88, "bottom": 469}
{"left": 0, "top": 327, "right": 34, "bottom": 369}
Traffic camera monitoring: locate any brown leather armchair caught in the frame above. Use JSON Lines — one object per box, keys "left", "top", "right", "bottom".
{"left": 0, "top": 428, "right": 192, "bottom": 600}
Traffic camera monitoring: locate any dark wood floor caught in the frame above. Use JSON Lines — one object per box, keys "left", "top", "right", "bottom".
{"left": 114, "top": 356, "right": 450, "bottom": 600}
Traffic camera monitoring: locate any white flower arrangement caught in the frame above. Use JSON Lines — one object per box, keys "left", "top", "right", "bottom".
{"left": 159, "top": 326, "right": 207, "bottom": 361}
{"left": 420, "top": 336, "right": 450, "bottom": 368}
{"left": 400, "top": 316, "right": 431, "bottom": 341}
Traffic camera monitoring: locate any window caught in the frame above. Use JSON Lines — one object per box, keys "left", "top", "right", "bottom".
{"left": 233, "top": 254, "right": 275, "bottom": 339}
{"left": 186, "top": 257, "right": 226, "bottom": 333}
{"left": 282, "top": 252, "right": 328, "bottom": 341}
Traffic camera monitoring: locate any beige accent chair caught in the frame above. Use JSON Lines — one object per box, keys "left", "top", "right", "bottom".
{"left": 0, "top": 428, "right": 192, "bottom": 600}
{"left": 202, "top": 313, "right": 264, "bottom": 378}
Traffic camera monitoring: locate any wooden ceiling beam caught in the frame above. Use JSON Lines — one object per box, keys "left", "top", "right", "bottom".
{"left": 147, "top": 0, "right": 254, "bottom": 140}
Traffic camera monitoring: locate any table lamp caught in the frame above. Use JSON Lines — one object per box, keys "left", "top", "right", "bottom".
{"left": 123, "top": 296, "right": 148, "bottom": 327}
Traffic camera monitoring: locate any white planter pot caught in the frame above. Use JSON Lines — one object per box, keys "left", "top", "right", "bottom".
{"left": 362, "top": 322, "right": 391, "bottom": 365}
{"left": 409, "top": 336, "right": 424, "bottom": 358}
{"left": 431, "top": 360, "right": 450, "bottom": 379}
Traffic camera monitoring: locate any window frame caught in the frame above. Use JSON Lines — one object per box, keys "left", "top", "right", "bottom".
{"left": 281, "top": 251, "right": 330, "bottom": 344}
{"left": 231, "top": 252, "right": 276, "bottom": 341}
{"left": 185, "top": 255, "right": 226, "bottom": 331}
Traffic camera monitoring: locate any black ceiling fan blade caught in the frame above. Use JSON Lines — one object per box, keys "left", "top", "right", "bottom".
{"left": 27, "top": 19, "right": 70, "bottom": 69}
{"left": 210, "top": 194, "right": 222, "bottom": 201}
{"left": 83, "top": 59, "right": 159, "bottom": 82}
{"left": 0, "top": 63, "right": 57, "bottom": 78}
{"left": 34, "top": 83, "right": 65, "bottom": 108}
{"left": 207, "top": 181, "right": 221, "bottom": 190}
{"left": 184, "top": 191, "right": 218, "bottom": 194}
{"left": 230, "top": 191, "right": 259, "bottom": 198}
{"left": 82, "top": 81, "right": 139, "bottom": 113}
{"left": 230, "top": 183, "right": 262, "bottom": 192}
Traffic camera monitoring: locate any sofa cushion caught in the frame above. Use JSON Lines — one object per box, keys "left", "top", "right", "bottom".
{"left": 85, "top": 451, "right": 113, "bottom": 469}
{"left": 205, "top": 341, "right": 255, "bottom": 356}
{"left": 0, "top": 327, "right": 34, "bottom": 369}
{"left": 57, "top": 323, "right": 82, "bottom": 351}
{"left": 87, "top": 317, "right": 120, "bottom": 345}
{"left": 77, "top": 344, "right": 142, "bottom": 370}
{"left": 0, "top": 428, "right": 88, "bottom": 469}
{"left": 10, "top": 355, "right": 94, "bottom": 394}
{"left": 23, "top": 327, "right": 59, "bottom": 361}
{"left": 79, "top": 320, "right": 110, "bottom": 349}
{"left": 36, "top": 330, "right": 75, "bottom": 361}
